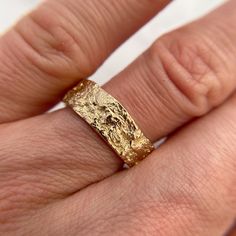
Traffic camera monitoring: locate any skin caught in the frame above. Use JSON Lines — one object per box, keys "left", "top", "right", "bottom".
{"left": 0, "top": 0, "right": 235, "bottom": 235}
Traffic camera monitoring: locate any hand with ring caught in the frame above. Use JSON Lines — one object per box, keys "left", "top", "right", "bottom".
{"left": 0, "top": 0, "right": 235, "bottom": 235}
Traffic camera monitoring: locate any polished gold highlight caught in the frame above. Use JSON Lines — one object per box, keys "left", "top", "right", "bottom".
{"left": 64, "top": 79, "right": 154, "bottom": 167}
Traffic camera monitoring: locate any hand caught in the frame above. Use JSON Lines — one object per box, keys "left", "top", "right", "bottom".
{"left": 0, "top": 0, "right": 235, "bottom": 235}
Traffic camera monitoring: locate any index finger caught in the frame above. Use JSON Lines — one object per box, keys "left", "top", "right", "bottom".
{"left": 0, "top": 0, "right": 170, "bottom": 123}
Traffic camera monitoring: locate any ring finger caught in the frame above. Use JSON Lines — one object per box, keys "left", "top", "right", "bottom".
{"left": 2, "top": 0, "right": 236, "bottom": 202}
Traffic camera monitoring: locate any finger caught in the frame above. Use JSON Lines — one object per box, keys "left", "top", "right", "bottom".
{"left": 104, "top": 0, "right": 236, "bottom": 141}
{"left": 2, "top": 0, "right": 236, "bottom": 200}
{"left": 0, "top": 0, "right": 170, "bottom": 123}
{"left": 34, "top": 91, "right": 236, "bottom": 236}
{"left": 0, "top": 109, "right": 121, "bottom": 201}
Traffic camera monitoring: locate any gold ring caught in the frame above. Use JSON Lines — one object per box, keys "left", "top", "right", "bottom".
{"left": 63, "top": 79, "right": 154, "bottom": 167}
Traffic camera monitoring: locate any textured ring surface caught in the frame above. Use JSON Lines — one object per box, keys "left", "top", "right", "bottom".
{"left": 63, "top": 79, "right": 154, "bottom": 167}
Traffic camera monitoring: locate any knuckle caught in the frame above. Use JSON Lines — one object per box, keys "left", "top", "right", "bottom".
{"left": 145, "top": 29, "right": 228, "bottom": 117}
{"left": 8, "top": 2, "right": 101, "bottom": 80}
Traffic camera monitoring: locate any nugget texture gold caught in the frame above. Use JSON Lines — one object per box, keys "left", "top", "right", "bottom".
{"left": 63, "top": 79, "right": 154, "bottom": 167}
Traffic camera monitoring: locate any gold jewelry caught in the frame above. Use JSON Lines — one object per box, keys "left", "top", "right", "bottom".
{"left": 63, "top": 79, "right": 154, "bottom": 167}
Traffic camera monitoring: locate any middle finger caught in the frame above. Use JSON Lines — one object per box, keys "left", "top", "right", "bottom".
{"left": 0, "top": 0, "right": 170, "bottom": 122}
{"left": 2, "top": 0, "right": 236, "bottom": 199}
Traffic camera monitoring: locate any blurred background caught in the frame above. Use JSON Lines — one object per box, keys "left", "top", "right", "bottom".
{"left": 0, "top": 0, "right": 227, "bottom": 85}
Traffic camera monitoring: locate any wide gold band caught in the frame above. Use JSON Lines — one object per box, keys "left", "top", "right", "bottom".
{"left": 63, "top": 79, "right": 154, "bottom": 167}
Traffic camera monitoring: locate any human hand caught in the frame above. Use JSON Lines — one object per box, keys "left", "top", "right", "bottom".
{"left": 0, "top": 0, "right": 235, "bottom": 235}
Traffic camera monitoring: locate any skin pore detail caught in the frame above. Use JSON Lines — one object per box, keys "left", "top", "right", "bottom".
{"left": 0, "top": 0, "right": 235, "bottom": 235}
